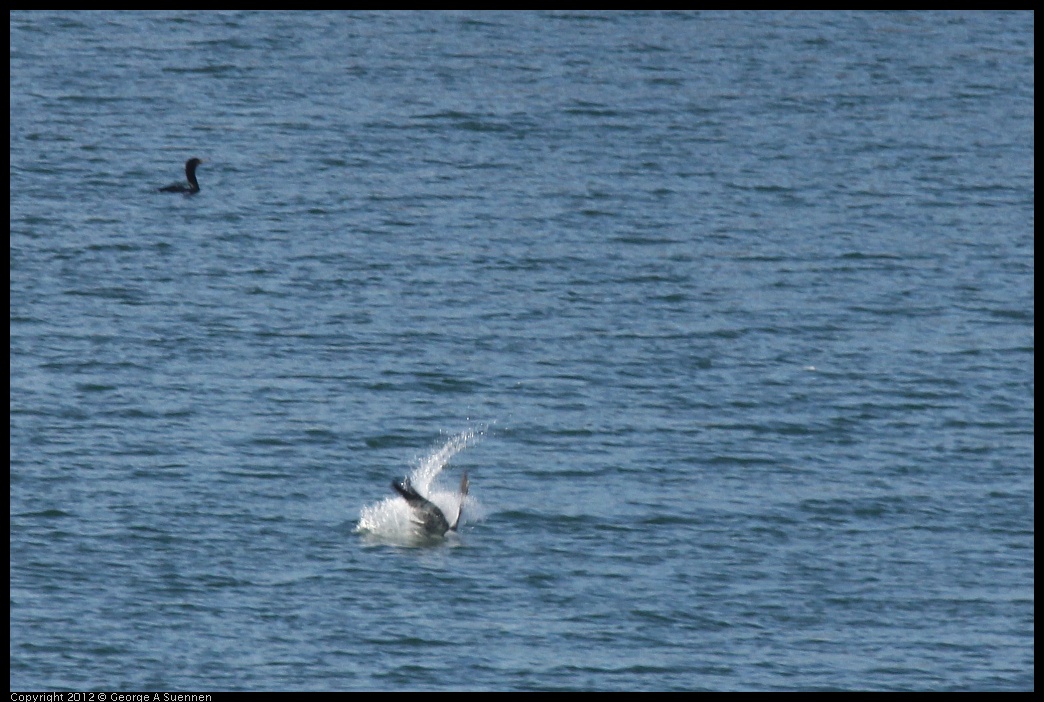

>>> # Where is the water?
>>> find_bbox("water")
[9,11,1033,691]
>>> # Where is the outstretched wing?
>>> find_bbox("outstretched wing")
[450,471,469,531]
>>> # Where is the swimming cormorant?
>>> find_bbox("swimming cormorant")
[158,158,204,194]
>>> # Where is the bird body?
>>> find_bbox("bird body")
[159,158,204,194]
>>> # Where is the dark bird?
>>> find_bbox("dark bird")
[391,471,469,537]
[158,158,204,194]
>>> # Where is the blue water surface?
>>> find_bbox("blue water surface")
[10,11,1033,691]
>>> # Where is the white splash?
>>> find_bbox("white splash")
[355,429,482,545]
